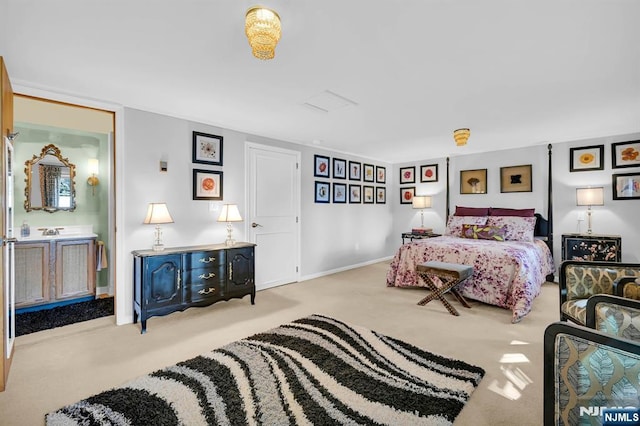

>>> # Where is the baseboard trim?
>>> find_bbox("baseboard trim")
[298,256,393,282]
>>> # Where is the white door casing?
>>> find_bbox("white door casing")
[246,143,300,290]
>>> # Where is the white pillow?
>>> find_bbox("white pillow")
[444,215,488,237]
[486,216,536,242]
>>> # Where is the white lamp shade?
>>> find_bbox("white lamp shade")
[218,204,243,222]
[576,187,604,206]
[412,195,432,209]
[143,203,174,224]
[88,158,99,175]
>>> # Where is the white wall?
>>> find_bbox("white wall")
[118,108,396,323]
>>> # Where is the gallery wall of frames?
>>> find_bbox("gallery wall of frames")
[313,154,387,204]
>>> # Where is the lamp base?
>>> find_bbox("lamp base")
[152,244,165,251]
[224,238,236,247]
[224,222,236,246]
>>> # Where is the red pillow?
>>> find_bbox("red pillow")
[489,208,535,217]
[455,206,490,216]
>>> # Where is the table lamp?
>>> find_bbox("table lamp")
[576,187,604,234]
[217,204,243,246]
[143,202,174,251]
[412,195,432,229]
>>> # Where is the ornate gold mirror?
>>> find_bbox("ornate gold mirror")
[24,144,76,212]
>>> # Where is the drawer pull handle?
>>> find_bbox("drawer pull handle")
[199,257,216,264]
[198,272,216,280]
[198,287,216,295]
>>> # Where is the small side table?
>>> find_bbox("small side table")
[401,232,441,244]
[561,233,621,262]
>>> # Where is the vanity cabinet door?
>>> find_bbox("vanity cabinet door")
[55,239,96,300]
[15,242,50,307]
[143,254,183,311]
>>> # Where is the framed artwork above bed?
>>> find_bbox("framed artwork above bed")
[500,164,532,193]
[460,169,487,194]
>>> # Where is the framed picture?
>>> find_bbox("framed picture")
[570,145,604,172]
[400,166,415,184]
[349,184,361,203]
[314,155,330,177]
[460,169,487,194]
[192,131,223,166]
[420,164,438,182]
[193,169,223,200]
[376,166,386,183]
[314,181,330,203]
[612,140,640,169]
[349,161,361,180]
[333,183,347,203]
[363,164,375,182]
[363,186,375,204]
[400,187,415,204]
[376,187,386,204]
[333,158,346,179]
[500,164,532,193]
[612,172,640,200]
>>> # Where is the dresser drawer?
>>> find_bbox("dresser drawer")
[187,281,224,303]
[183,266,225,286]
[183,250,225,270]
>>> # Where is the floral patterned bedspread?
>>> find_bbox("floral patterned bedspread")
[386,236,555,323]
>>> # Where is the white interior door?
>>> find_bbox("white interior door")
[246,143,300,290]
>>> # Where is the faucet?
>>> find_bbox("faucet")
[40,228,61,236]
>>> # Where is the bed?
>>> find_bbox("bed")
[387,146,556,323]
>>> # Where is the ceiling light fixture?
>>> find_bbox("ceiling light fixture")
[454,128,470,146]
[245,6,281,60]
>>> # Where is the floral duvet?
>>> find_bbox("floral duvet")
[386,236,555,323]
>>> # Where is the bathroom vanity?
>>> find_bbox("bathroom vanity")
[15,226,97,308]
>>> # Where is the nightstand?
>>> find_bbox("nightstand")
[561,234,621,262]
[402,232,441,244]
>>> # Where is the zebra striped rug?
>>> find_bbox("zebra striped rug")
[46,314,484,425]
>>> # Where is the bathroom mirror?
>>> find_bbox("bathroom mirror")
[24,144,76,212]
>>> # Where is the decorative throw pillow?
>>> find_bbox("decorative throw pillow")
[455,206,491,216]
[489,207,535,217]
[486,216,536,242]
[461,224,507,241]
[444,215,489,237]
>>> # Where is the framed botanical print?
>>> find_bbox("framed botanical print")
[192,131,223,166]
[349,184,361,203]
[460,169,487,194]
[420,164,438,182]
[363,163,375,182]
[193,169,223,200]
[376,187,386,204]
[333,158,346,179]
[376,166,386,183]
[570,145,604,172]
[400,166,415,184]
[612,172,640,200]
[612,140,640,169]
[363,186,375,204]
[349,161,361,180]
[314,155,330,177]
[333,183,347,203]
[400,187,415,204]
[500,164,532,193]
[314,181,330,203]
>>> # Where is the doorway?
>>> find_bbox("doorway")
[12,96,115,334]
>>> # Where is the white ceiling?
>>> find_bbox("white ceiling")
[2,0,639,163]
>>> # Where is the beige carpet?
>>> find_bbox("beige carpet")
[0,261,558,425]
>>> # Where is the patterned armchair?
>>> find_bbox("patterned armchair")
[559,260,640,324]
[543,321,640,425]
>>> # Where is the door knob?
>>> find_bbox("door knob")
[251,222,263,228]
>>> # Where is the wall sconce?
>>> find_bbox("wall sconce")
[576,187,604,234]
[143,202,174,251]
[412,195,432,229]
[217,204,243,246]
[87,158,99,195]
